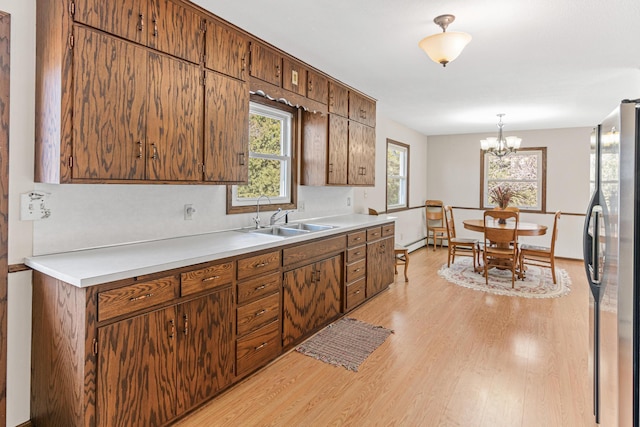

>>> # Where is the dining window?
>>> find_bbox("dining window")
[386,139,410,211]
[481,147,547,212]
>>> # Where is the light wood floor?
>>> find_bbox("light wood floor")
[176,247,594,427]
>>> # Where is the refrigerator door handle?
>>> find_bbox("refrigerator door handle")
[583,192,603,287]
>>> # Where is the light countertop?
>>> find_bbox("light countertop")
[25,214,396,288]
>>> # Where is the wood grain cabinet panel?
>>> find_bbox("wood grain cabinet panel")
[349,91,376,127]
[328,114,349,185]
[306,69,328,104]
[283,254,341,347]
[236,320,280,376]
[176,287,234,416]
[236,292,280,337]
[97,306,177,427]
[181,261,234,296]
[205,20,248,80]
[146,52,202,181]
[237,250,281,280]
[249,41,281,87]
[345,277,366,311]
[347,245,366,263]
[148,0,203,64]
[348,121,375,186]
[282,58,306,96]
[203,70,249,183]
[366,235,395,298]
[328,81,348,117]
[73,0,148,46]
[72,27,147,180]
[237,271,281,304]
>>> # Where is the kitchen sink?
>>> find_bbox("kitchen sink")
[280,223,335,232]
[246,226,310,237]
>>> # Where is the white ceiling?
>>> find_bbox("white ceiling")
[193,0,640,136]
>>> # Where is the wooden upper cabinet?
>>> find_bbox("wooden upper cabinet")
[349,91,376,127]
[281,58,306,96]
[328,115,349,185]
[146,52,203,181]
[249,41,282,87]
[73,0,148,46]
[204,71,249,183]
[306,69,328,105]
[148,0,203,64]
[72,27,147,180]
[328,81,348,117]
[205,20,248,81]
[348,121,375,186]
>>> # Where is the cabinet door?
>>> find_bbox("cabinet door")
[328,115,348,185]
[349,92,376,127]
[97,307,177,427]
[149,0,202,64]
[147,52,202,181]
[203,71,249,183]
[366,236,394,298]
[72,27,147,180]
[250,41,282,86]
[348,121,375,186]
[307,69,328,104]
[315,255,342,325]
[328,81,348,117]
[205,20,248,81]
[176,287,234,415]
[282,58,306,96]
[74,0,147,46]
[282,264,315,347]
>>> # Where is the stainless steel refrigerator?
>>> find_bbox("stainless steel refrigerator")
[584,99,639,425]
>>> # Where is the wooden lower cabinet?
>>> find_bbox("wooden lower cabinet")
[282,254,342,347]
[96,286,233,426]
[366,235,395,298]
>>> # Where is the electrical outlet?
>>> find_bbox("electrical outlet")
[347,197,351,206]
[184,204,196,220]
[298,201,305,212]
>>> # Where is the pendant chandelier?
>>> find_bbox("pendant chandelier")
[480,114,522,158]
[418,14,472,67]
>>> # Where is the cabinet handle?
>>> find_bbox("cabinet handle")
[239,152,246,166]
[275,64,280,78]
[150,143,158,160]
[255,342,268,351]
[202,275,220,282]
[255,284,266,291]
[137,13,144,31]
[355,290,361,295]
[362,167,367,176]
[355,251,361,256]
[183,314,189,336]
[152,16,158,37]
[354,237,361,241]
[137,141,143,159]
[255,309,266,317]
[354,268,361,273]
[130,293,153,302]
[308,80,313,92]
[241,54,246,72]
[328,163,333,173]
[168,319,175,339]
[256,262,268,268]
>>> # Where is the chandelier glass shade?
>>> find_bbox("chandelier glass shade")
[480,114,522,158]
[418,15,471,67]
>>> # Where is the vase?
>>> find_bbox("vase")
[498,218,507,225]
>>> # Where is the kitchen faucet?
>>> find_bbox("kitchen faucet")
[253,195,271,228]
[270,208,294,226]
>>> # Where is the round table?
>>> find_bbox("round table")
[463,219,548,236]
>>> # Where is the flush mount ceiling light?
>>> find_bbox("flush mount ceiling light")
[480,114,522,158]
[418,14,472,67]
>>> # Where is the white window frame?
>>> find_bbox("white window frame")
[481,147,547,212]
[386,139,409,211]
[232,102,293,207]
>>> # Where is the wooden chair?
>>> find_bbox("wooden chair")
[394,245,409,282]
[425,200,447,251]
[444,206,478,270]
[483,210,519,287]
[519,211,561,283]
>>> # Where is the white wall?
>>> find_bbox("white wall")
[427,127,593,259]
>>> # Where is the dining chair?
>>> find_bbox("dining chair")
[425,200,447,251]
[444,205,478,270]
[483,210,519,287]
[519,211,561,283]
[502,207,520,212]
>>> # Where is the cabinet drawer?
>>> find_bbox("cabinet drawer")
[382,223,395,237]
[181,262,234,297]
[98,276,179,322]
[367,227,382,241]
[237,272,281,304]
[237,293,280,337]
[346,259,366,283]
[236,320,280,376]
[345,278,366,311]
[282,235,346,267]
[237,250,281,280]
[347,230,366,247]
[347,245,366,263]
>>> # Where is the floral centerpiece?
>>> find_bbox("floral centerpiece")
[488,185,521,223]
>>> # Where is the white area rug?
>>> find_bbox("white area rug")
[438,257,571,298]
